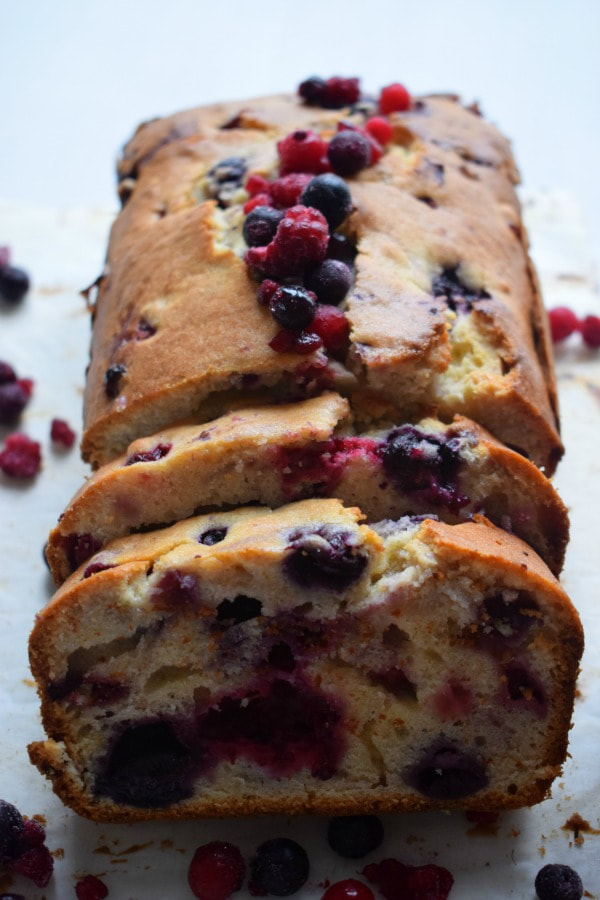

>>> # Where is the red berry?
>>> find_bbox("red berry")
[365,116,393,145]
[294,331,323,354]
[581,314,600,348]
[364,133,383,165]
[257,279,280,306]
[548,306,579,342]
[11,844,54,888]
[322,77,361,109]
[75,875,109,900]
[328,132,372,176]
[379,83,412,114]
[268,205,329,276]
[244,245,269,274]
[17,378,34,399]
[0,433,42,478]
[311,305,350,352]
[0,361,16,384]
[322,879,374,900]
[269,173,312,209]
[363,859,453,900]
[0,246,10,268]
[51,418,76,448]
[245,174,271,197]
[244,193,271,214]
[269,329,296,353]
[19,818,46,850]
[277,130,329,174]
[187,841,245,900]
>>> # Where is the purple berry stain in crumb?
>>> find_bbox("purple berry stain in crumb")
[250,838,309,897]
[216,595,263,625]
[104,364,126,399]
[477,591,540,647]
[206,156,247,208]
[198,526,228,545]
[61,532,103,573]
[535,863,583,900]
[404,739,488,799]
[432,266,490,313]
[83,560,116,578]
[124,441,172,466]
[501,659,547,716]
[151,569,199,609]
[284,526,369,590]
[134,318,155,340]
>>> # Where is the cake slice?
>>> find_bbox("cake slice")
[30,499,582,822]
[47,393,568,585]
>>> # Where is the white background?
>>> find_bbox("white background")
[1,0,600,276]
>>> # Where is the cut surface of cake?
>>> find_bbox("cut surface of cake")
[30,499,582,822]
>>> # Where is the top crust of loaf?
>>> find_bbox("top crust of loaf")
[82,92,560,471]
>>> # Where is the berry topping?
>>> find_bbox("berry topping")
[535,864,583,900]
[243,208,284,248]
[327,132,371,176]
[125,442,172,466]
[306,259,352,305]
[548,307,580,342]
[104,364,126,399]
[269,173,313,209]
[365,116,393,145]
[246,174,271,197]
[0,433,42,478]
[75,875,109,900]
[327,815,384,859]
[0,265,30,304]
[298,76,327,105]
[0,380,32,425]
[50,418,76,448]
[363,858,453,900]
[216,595,263,625]
[311,305,351,353]
[378,83,412,114]
[299,174,353,229]
[262,205,330,277]
[299,76,360,109]
[285,526,368,590]
[199,526,228,545]
[19,817,46,850]
[188,841,245,900]
[269,285,317,331]
[11,844,54,888]
[0,800,24,864]
[581,313,600,348]
[250,838,310,897]
[206,157,247,207]
[292,331,324,354]
[327,233,358,264]
[404,740,488,799]
[277,130,329,175]
[0,361,16,383]
[244,193,272,214]
[322,880,374,900]
[258,279,281,306]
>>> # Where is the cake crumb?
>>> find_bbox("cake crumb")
[561,812,600,846]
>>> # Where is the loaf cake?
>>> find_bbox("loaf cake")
[29,500,582,821]
[47,392,568,584]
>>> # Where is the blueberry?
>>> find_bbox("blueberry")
[327,132,371,176]
[327,815,384,859]
[298,76,327,105]
[327,233,358,264]
[198,527,228,546]
[206,156,247,208]
[305,259,352,305]
[432,266,490,313]
[535,864,583,900]
[104,364,126,399]
[284,527,368,590]
[404,741,488,799]
[269,286,316,331]
[0,381,29,425]
[250,838,309,896]
[0,265,30,303]
[243,206,284,247]
[216,595,262,625]
[299,174,352,229]
[0,799,24,864]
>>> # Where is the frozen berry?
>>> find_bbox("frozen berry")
[269,286,317,331]
[0,381,31,424]
[244,193,272,214]
[246,174,271,197]
[581,314,600,348]
[104,364,126,399]
[0,362,16,384]
[269,173,312,209]
[0,433,42,478]
[11,844,54,888]
[50,418,76,448]
[363,858,453,900]
[535,863,583,900]
[188,841,245,900]
[379,83,411,114]
[327,815,383,859]
[269,330,296,353]
[322,880,374,900]
[321,77,361,109]
[250,838,309,896]
[0,246,10,268]
[75,875,109,900]
[243,207,284,247]
[298,76,327,105]
[327,132,371,176]
[0,265,30,303]
[0,800,24,863]
[306,259,352,305]
[327,234,357,264]
[299,174,352,229]
[258,279,280,306]
[293,331,323,354]
[269,205,329,276]
[277,130,328,175]
[548,306,579,342]
[19,817,46,850]
[365,116,393,145]
[311,305,350,352]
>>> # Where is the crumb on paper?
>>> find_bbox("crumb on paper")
[52,847,65,859]
[33,813,47,825]
[507,827,521,838]
[160,839,174,850]
[561,812,600,846]
[22,677,36,687]
[538,846,546,857]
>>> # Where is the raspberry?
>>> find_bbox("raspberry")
[365,116,393,145]
[269,205,329,276]
[581,314,600,348]
[19,818,46,850]
[187,841,245,900]
[245,174,271,197]
[244,193,272,214]
[277,130,329,174]
[363,859,453,900]
[535,864,583,900]
[0,381,31,425]
[322,880,375,900]
[327,132,372,176]
[298,76,360,109]
[75,875,109,900]
[311,305,350,352]
[51,418,76,448]
[269,173,312,209]
[0,433,42,478]
[548,306,579,342]
[257,279,280,306]
[11,844,54,888]
[379,83,412,114]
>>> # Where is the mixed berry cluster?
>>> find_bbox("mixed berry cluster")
[0,246,30,305]
[548,306,600,348]
[0,799,54,889]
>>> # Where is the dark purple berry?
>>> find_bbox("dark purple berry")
[327,233,358,264]
[284,526,368,590]
[104,364,126,399]
[535,864,583,900]
[479,592,540,646]
[250,838,309,896]
[299,174,352,229]
[199,527,228,545]
[269,285,316,331]
[0,362,16,384]
[243,207,284,247]
[327,815,384,859]
[216,595,262,625]
[125,442,172,466]
[0,266,30,303]
[298,76,327,105]
[0,800,24,864]
[0,381,29,424]
[327,132,371,176]
[206,156,247,208]
[432,266,490,313]
[305,259,352,305]
[404,741,488,799]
